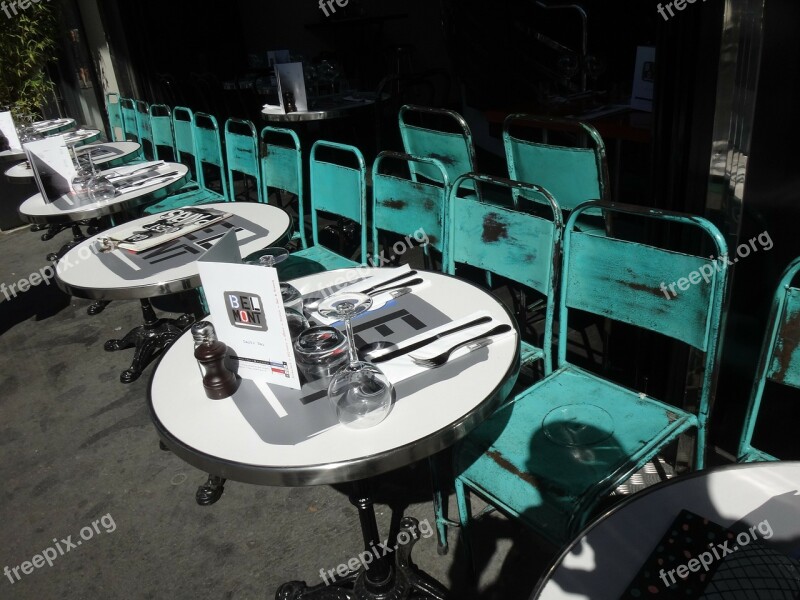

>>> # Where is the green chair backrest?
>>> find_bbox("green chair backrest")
[310,140,367,264]
[149,104,175,161]
[105,93,124,142]
[261,126,304,245]
[398,105,476,189]
[135,100,154,160]
[120,97,139,143]
[194,112,229,200]
[559,201,729,443]
[224,118,262,201]
[503,114,609,212]
[172,106,199,181]
[447,173,563,373]
[739,256,800,462]
[372,151,450,264]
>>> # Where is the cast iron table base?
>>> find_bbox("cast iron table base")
[276,482,448,600]
[46,224,87,262]
[196,475,226,505]
[104,299,194,383]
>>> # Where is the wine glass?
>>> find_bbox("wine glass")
[248,246,289,268]
[317,292,393,429]
[88,170,116,201]
[70,145,95,196]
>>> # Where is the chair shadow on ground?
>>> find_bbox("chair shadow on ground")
[0,276,70,335]
[445,421,630,600]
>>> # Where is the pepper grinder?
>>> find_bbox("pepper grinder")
[191,321,217,377]
[193,333,238,400]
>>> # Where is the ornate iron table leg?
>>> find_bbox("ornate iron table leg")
[87,300,112,315]
[275,481,449,600]
[46,225,87,262]
[104,299,194,383]
[196,475,226,506]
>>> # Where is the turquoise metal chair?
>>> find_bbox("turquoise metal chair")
[371,151,450,270]
[224,118,262,202]
[135,100,154,160]
[453,201,729,556]
[738,257,800,463]
[398,105,476,192]
[143,112,228,215]
[432,172,564,555]
[105,93,124,142]
[120,97,138,142]
[260,126,306,249]
[149,104,176,161]
[503,114,610,233]
[289,141,367,272]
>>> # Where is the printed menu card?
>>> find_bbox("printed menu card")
[198,229,301,390]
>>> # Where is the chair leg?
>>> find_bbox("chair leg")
[454,478,477,579]
[428,455,450,556]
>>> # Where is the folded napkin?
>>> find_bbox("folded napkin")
[374,311,516,383]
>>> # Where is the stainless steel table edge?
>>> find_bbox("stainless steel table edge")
[18,171,190,225]
[147,271,522,487]
[528,460,800,599]
[53,212,293,299]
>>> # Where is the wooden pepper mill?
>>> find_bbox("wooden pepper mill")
[194,339,239,399]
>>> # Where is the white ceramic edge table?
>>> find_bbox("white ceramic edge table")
[5,142,141,184]
[532,461,800,600]
[261,93,378,123]
[149,267,520,598]
[55,202,292,301]
[18,162,190,225]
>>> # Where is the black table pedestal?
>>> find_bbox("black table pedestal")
[276,481,448,600]
[46,224,87,262]
[104,299,194,383]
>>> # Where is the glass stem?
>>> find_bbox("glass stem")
[344,313,359,364]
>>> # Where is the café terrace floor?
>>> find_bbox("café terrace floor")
[0,222,563,599]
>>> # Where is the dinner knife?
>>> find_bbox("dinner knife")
[369,315,493,364]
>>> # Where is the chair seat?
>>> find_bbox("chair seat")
[738,447,778,463]
[289,245,361,277]
[143,188,226,215]
[455,364,698,545]
[520,341,544,368]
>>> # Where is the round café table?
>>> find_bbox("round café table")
[5,142,141,184]
[56,202,292,383]
[61,128,102,147]
[532,461,800,599]
[0,148,26,163]
[28,117,76,136]
[18,161,190,226]
[261,93,378,123]
[148,267,521,599]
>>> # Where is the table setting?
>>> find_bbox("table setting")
[150,263,520,599]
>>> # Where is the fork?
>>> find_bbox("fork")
[410,324,512,368]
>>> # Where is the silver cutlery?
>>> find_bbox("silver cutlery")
[116,171,178,192]
[106,161,164,180]
[362,315,493,364]
[409,324,512,368]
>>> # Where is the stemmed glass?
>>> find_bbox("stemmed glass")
[317,292,393,429]
[70,145,95,196]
